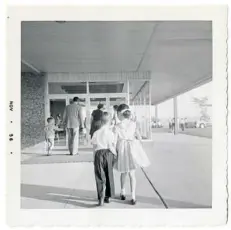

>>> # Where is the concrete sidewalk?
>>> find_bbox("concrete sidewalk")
[21,133,212,209]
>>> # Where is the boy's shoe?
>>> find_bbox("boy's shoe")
[120,194,126,200]
[70,153,79,156]
[130,199,137,205]
[104,197,110,203]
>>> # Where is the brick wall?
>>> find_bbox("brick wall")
[21,72,45,149]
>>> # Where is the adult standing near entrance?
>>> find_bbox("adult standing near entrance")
[90,103,105,138]
[111,105,119,126]
[55,113,62,141]
[79,103,88,146]
[63,97,84,155]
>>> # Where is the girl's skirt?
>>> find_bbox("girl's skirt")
[114,139,150,173]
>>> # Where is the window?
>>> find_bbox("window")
[89,81,127,93]
[49,82,87,94]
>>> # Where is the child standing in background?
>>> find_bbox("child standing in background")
[44,117,63,156]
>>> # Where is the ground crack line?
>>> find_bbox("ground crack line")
[141,167,168,209]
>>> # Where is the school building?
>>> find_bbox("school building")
[21,21,212,149]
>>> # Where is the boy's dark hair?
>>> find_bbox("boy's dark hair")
[113,105,118,111]
[117,104,131,118]
[101,112,110,125]
[47,117,54,123]
[73,97,79,102]
[97,103,104,110]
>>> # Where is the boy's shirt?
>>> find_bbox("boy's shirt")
[44,124,60,139]
[91,125,116,155]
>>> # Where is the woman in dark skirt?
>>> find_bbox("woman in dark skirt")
[90,103,105,138]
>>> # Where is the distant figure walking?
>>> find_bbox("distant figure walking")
[55,114,62,141]
[168,118,172,130]
[111,105,119,127]
[180,118,185,131]
[90,103,105,138]
[79,104,88,145]
[63,97,84,155]
[171,118,175,133]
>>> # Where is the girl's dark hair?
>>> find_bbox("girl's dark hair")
[117,104,131,118]
[97,103,104,110]
[47,117,54,123]
[73,97,79,102]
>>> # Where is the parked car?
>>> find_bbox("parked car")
[184,117,212,129]
[196,120,212,128]
[184,118,197,128]
[151,120,163,128]
[185,121,197,128]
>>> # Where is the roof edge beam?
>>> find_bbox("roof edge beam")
[21,59,41,74]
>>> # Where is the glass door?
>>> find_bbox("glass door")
[89,97,107,114]
[109,96,126,109]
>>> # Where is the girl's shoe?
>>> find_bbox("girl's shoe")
[98,198,104,206]
[131,199,137,205]
[120,194,126,200]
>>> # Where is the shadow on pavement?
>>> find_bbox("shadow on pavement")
[21,184,211,209]
[21,183,98,208]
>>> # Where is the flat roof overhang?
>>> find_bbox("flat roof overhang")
[21,21,212,105]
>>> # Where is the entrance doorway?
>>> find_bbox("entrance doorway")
[46,78,152,149]
[48,93,128,150]
[49,99,67,148]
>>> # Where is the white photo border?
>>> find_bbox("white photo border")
[6,5,228,226]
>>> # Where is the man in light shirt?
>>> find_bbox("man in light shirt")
[91,112,116,206]
[63,97,85,155]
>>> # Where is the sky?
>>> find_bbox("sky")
[151,81,212,120]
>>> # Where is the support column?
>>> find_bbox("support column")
[127,79,130,105]
[106,97,110,111]
[143,91,147,138]
[137,93,142,137]
[148,81,152,140]
[174,97,179,135]
[44,73,49,121]
[155,105,158,120]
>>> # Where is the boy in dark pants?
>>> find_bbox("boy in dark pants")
[91,112,116,206]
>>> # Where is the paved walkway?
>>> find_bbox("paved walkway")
[21,133,212,209]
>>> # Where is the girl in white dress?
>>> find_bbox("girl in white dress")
[113,104,150,205]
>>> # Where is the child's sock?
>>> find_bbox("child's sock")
[121,188,126,195]
[47,149,51,155]
[131,190,136,200]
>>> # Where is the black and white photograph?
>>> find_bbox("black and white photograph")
[20,20,213,209]
[6,5,227,226]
